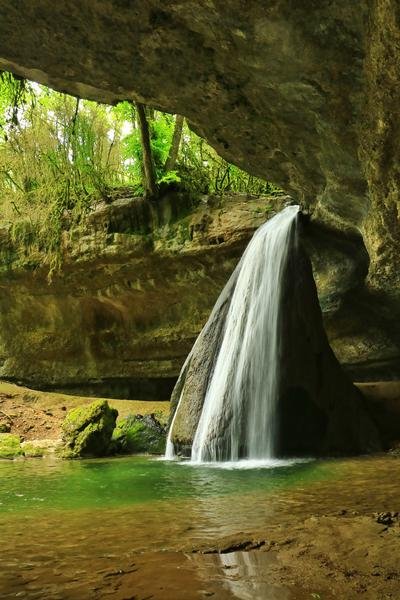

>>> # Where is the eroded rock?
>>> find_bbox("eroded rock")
[1,192,394,395]
[0,193,288,392]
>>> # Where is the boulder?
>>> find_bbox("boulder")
[169,215,381,457]
[61,400,118,458]
[112,414,166,455]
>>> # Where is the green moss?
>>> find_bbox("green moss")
[0,433,23,459]
[61,399,118,458]
[112,414,166,455]
[21,443,47,458]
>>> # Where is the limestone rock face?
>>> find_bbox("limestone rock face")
[0,193,288,394]
[0,193,397,395]
[0,1,399,380]
[61,399,118,458]
[169,216,381,457]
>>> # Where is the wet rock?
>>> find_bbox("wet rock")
[196,539,267,554]
[21,443,46,458]
[169,216,381,457]
[61,400,118,458]
[112,413,166,455]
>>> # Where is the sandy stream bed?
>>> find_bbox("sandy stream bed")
[0,380,400,599]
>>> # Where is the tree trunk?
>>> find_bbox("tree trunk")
[165,114,184,172]
[135,102,158,198]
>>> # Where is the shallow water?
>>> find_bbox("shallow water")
[0,456,319,516]
[0,454,399,599]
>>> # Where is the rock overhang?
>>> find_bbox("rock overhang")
[0,0,399,373]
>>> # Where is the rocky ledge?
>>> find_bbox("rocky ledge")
[0,191,398,398]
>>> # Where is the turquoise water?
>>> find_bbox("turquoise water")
[0,455,398,599]
[0,455,327,514]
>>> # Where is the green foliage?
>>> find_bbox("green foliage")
[178,121,281,195]
[117,105,175,189]
[0,72,32,134]
[0,71,280,274]
[158,170,181,185]
[0,75,130,276]
[0,433,23,459]
[150,111,175,176]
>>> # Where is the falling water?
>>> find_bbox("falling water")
[166,205,300,462]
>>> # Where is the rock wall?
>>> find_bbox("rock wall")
[0,193,283,395]
[0,2,399,387]
[0,192,396,398]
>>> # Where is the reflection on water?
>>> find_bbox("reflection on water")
[219,552,292,600]
[0,454,398,598]
[183,457,313,469]
[0,455,323,516]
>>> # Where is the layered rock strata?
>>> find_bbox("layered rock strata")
[0,192,397,397]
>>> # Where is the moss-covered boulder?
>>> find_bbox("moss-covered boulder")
[112,414,166,455]
[0,433,23,459]
[61,400,118,458]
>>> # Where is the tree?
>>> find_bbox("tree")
[135,102,158,199]
[164,114,184,172]
[0,70,276,274]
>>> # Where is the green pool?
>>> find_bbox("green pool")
[0,454,397,599]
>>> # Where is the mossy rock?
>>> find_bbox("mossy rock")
[0,433,23,459]
[61,399,118,458]
[112,414,166,455]
[21,443,46,458]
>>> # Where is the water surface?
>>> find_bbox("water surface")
[0,454,398,599]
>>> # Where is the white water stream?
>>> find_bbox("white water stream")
[167,205,300,463]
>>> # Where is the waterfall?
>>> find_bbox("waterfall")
[166,205,300,462]
[165,403,179,460]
